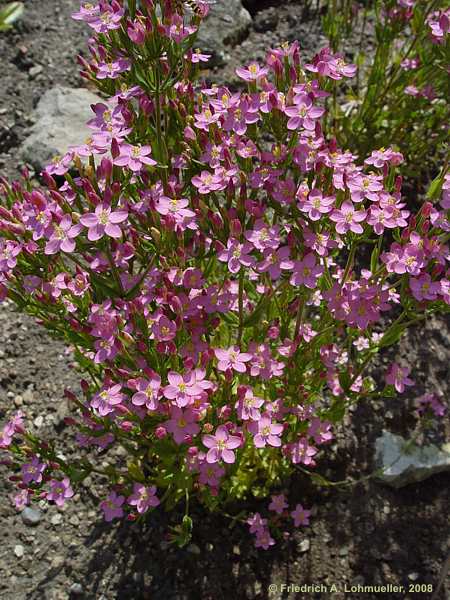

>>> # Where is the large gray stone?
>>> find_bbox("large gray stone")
[195,0,252,67]
[375,430,450,489]
[20,86,102,173]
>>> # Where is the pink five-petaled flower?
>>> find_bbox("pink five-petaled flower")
[163,371,204,407]
[298,189,335,221]
[291,503,311,527]
[290,253,323,289]
[100,491,125,522]
[90,384,125,417]
[284,95,324,131]
[80,203,128,241]
[46,478,74,507]
[215,346,252,373]
[45,216,82,255]
[330,201,367,235]
[127,483,160,514]
[165,406,200,445]
[21,456,46,485]
[131,376,161,411]
[113,143,157,172]
[247,512,267,534]
[235,62,268,82]
[198,462,225,487]
[252,415,283,448]
[268,494,288,515]
[385,363,414,393]
[202,425,241,464]
[410,273,440,302]
[217,239,256,274]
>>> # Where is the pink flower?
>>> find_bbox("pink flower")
[163,371,204,407]
[47,478,74,507]
[291,503,311,527]
[217,239,256,274]
[330,201,367,234]
[97,58,131,79]
[288,437,318,465]
[100,491,125,522]
[251,415,283,448]
[254,529,275,550]
[247,512,267,534]
[155,196,195,219]
[410,273,440,302]
[284,95,324,130]
[90,384,125,417]
[298,189,335,221]
[268,494,288,514]
[215,346,252,373]
[385,363,414,393]
[308,418,333,445]
[128,484,160,514]
[21,457,46,485]
[290,253,323,289]
[113,144,157,171]
[202,425,241,464]
[257,246,293,281]
[131,376,161,411]
[80,203,128,241]
[191,170,225,194]
[236,388,264,421]
[198,462,225,487]
[235,62,269,82]
[165,407,200,444]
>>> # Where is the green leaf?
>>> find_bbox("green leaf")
[0,2,24,30]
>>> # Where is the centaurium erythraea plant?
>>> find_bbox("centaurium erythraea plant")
[0,0,448,549]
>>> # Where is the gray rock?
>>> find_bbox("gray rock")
[299,538,310,552]
[69,583,84,596]
[14,545,24,558]
[20,86,103,173]
[21,507,43,526]
[375,430,450,489]
[195,0,252,67]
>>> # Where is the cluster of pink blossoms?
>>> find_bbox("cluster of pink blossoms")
[0,0,448,548]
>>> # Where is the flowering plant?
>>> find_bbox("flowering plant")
[323,0,449,182]
[0,0,448,548]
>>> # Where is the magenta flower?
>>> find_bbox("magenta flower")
[191,170,225,194]
[330,201,367,235]
[308,418,333,445]
[298,189,335,221]
[385,363,414,393]
[236,388,264,421]
[257,247,293,281]
[155,196,195,219]
[288,437,318,465]
[252,415,283,448]
[215,346,252,373]
[247,512,267,534]
[97,58,131,80]
[165,407,200,444]
[254,529,276,550]
[268,494,288,515]
[152,315,177,342]
[113,143,157,171]
[202,425,241,464]
[284,95,324,130]
[80,203,128,241]
[100,491,125,522]
[131,376,161,411]
[198,462,225,487]
[163,371,204,407]
[217,239,256,274]
[0,240,21,272]
[235,62,269,82]
[21,456,46,485]
[290,253,323,289]
[90,384,125,417]
[127,484,160,514]
[291,503,311,527]
[410,273,440,302]
[45,216,82,255]
[47,478,74,507]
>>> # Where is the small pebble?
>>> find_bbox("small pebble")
[14,545,24,558]
[299,539,310,552]
[21,507,42,526]
[69,583,83,596]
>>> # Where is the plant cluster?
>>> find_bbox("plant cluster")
[0,0,448,547]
